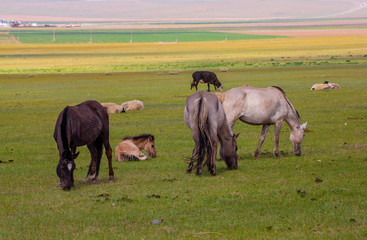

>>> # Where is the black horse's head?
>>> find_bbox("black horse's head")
[56,151,78,190]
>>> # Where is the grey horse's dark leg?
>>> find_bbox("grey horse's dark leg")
[208,140,217,176]
[273,122,283,158]
[186,147,198,173]
[196,155,204,175]
[254,125,271,158]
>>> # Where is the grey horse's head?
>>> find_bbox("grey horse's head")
[290,122,307,156]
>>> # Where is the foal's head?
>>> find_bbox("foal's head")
[290,122,307,156]
[56,151,79,190]
[144,135,156,158]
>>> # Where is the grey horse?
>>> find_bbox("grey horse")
[216,85,307,158]
[184,91,239,175]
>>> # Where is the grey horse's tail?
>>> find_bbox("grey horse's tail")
[189,97,214,172]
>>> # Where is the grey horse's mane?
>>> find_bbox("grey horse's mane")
[122,134,154,141]
[272,86,300,120]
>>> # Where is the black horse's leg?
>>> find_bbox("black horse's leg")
[103,137,114,182]
[95,139,103,178]
[195,80,199,92]
[70,146,77,187]
[207,83,211,92]
[87,143,98,182]
[190,80,195,91]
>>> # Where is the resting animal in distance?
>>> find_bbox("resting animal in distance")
[121,100,144,112]
[311,81,340,90]
[190,71,223,92]
[115,134,156,161]
[101,103,123,114]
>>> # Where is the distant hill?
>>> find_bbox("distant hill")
[2,0,367,22]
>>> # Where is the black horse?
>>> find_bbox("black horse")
[54,100,114,190]
[190,71,223,92]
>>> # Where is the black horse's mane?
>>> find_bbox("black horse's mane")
[272,86,300,119]
[60,106,71,153]
[123,134,154,141]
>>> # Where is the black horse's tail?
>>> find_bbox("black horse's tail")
[189,97,214,172]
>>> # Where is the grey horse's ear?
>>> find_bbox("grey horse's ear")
[301,122,308,130]
[234,133,240,139]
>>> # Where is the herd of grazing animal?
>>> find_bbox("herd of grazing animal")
[101,100,144,114]
[54,70,339,190]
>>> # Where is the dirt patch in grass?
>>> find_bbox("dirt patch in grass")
[222,29,367,38]
[0,32,20,44]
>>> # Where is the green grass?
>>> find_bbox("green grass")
[0,65,366,239]
[1,36,367,74]
[5,29,282,43]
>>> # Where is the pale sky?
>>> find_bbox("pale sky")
[1,0,367,22]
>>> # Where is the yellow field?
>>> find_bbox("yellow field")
[1,35,367,73]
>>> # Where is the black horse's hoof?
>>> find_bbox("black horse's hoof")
[109,176,115,183]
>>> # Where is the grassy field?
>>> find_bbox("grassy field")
[3,29,282,44]
[0,36,367,239]
[0,36,367,74]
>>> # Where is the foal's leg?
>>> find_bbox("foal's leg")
[136,150,148,160]
[273,122,283,158]
[254,125,271,159]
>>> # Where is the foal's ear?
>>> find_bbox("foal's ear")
[72,152,80,160]
[148,136,154,141]
[301,122,308,130]
[234,133,240,139]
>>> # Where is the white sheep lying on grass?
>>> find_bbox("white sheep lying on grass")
[101,103,123,114]
[121,100,144,112]
[311,81,340,90]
